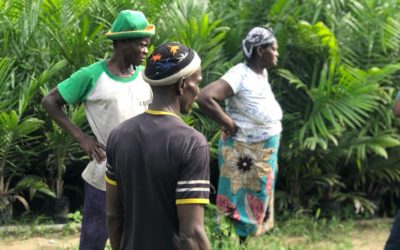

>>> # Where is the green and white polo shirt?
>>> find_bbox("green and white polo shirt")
[57,60,152,191]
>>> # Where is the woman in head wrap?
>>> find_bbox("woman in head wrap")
[197,27,282,242]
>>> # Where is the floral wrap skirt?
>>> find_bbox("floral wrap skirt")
[216,134,280,237]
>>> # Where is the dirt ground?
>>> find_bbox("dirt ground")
[0,234,80,250]
[0,220,393,250]
[0,231,390,250]
[351,230,388,250]
[350,224,390,250]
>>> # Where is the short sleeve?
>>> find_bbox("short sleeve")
[57,68,94,105]
[221,64,244,94]
[105,132,117,186]
[176,145,210,205]
[105,163,117,186]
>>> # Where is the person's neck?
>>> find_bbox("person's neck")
[246,61,264,75]
[107,53,135,77]
[148,95,181,117]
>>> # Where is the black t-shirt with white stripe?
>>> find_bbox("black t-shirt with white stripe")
[106,112,210,250]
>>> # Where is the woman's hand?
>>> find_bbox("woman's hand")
[221,120,238,141]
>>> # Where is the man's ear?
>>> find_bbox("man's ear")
[177,77,186,96]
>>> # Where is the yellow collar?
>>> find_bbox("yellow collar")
[145,109,182,120]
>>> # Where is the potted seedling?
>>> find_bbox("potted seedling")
[43,104,87,223]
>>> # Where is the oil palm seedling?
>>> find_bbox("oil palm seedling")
[0,58,65,222]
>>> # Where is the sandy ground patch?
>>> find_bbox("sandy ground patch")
[0,234,79,250]
[0,219,393,250]
[350,220,391,250]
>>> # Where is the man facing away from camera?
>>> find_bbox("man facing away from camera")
[106,42,211,250]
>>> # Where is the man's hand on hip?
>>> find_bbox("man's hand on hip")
[78,133,106,163]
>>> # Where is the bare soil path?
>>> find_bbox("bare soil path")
[0,233,80,250]
[0,219,393,250]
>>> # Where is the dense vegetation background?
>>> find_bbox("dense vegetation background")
[1,0,400,227]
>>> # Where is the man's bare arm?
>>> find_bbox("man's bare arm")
[41,88,106,162]
[176,204,210,250]
[106,182,123,250]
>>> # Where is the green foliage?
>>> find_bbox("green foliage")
[204,204,240,249]
[155,0,230,83]
[183,104,221,159]
[0,214,392,249]
[268,0,400,215]
[1,0,400,225]
[0,48,63,221]
[63,211,82,234]
[203,208,389,250]
[40,0,108,67]
[43,105,87,198]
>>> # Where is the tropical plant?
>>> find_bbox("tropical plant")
[155,0,230,84]
[1,0,400,223]
[268,0,400,215]
[42,105,87,199]
[0,58,65,222]
[40,0,109,69]
[204,204,239,249]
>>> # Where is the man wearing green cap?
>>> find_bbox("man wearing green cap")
[41,10,155,249]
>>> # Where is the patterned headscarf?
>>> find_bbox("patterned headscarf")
[242,27,276,59]
[143,42,201,86]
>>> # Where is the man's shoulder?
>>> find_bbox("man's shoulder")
[185,125,207,141]
[141,115,208,146]
[79,60,105,74]
[56,61,106,105]
[112,114,208,144]
[174,122,208,146]
[66,61,105,81]
[114,113,146,130]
